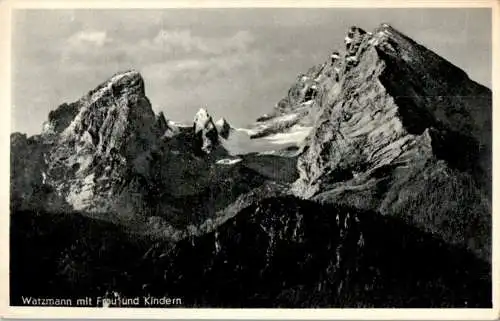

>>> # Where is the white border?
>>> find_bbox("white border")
[0,0,498,319]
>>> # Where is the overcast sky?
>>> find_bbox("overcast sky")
[12,8,491,135]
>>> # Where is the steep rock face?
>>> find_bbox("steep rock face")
[13,70,164,217]
[292,24,492,260]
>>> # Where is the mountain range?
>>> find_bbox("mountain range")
[10,23,492,307]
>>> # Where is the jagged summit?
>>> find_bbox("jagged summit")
[221,23,492,259]
[107,69,142,83]
[86,69,145,104]
[11,24,492,259]
[193,107,214,133]
[286,23,492,259]
[17,69,162,215]
[192,107,220,154]
[215,117,229,127]
[41,69,148,137]
[10,22,492,309]
[344,26,367,45]
[251,23,490,143]
[215,117,232,139]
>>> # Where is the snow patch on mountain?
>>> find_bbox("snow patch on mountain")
[167,120,191,128]
[262,125,312,145]
[221,125,307,156]
[216,158,243,165]
[235,128,258,136]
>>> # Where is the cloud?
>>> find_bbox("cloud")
[67,30,112,47]
[150,29,254,56]
[62,30,115,64]
[142,49,264,85]
[58,28,257,76]
[52,26,268,126]
[152,30,204,53]
[139,29,260,85]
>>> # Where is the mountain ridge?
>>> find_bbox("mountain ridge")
[246,24,491,260]
[9,22,492,308]
[10,23,492,267]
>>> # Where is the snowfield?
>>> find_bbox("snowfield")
[262,125,312,145]
[220,126,310,156]
[215,158,243,165]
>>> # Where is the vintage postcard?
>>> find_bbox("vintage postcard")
[0,0,498,319]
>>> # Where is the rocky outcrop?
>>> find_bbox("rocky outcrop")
[193,108,220,155]
[42,102,80,136]
[215,117,232,139]
[12,70,165,218]
[290,24,492,260]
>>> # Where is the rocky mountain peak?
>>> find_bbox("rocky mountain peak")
[88,69,145,102]
[62,70,156,148]
[40,70,146,138]
[289,24,491,259]
[215,117,232,139]
[193,108,213,132]
[192,107,219,154]
[10,21,492,308]
[215,117,229,127]
[16,70,165,215]
[344,26,367,46]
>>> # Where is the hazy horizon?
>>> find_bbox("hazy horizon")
[12,8,492,136]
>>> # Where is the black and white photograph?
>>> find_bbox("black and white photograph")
[3,1,498,317]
